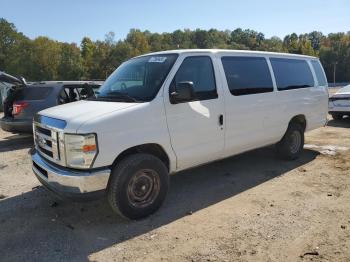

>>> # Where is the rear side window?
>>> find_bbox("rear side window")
[15,87,52,100]
[172,56,217,100]
[311,60,327,86]
[221,56,273,96]
[270,58,314,91]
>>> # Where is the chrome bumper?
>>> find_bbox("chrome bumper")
[32,151,110,197]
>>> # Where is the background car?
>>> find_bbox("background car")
[329,84,350,120]
[0,71,26,112]
[0,80,102,133]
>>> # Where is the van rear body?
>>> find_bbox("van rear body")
[31,49,328,219]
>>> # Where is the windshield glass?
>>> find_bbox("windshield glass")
[96,54,178,102]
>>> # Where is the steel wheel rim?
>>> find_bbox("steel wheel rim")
[127,169,160,208]
[289,130,301,154]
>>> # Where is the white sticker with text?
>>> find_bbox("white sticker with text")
[148,57,167,63]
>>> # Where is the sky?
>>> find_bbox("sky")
[1,0,349,44]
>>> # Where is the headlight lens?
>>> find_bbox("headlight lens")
[64,133,97,169]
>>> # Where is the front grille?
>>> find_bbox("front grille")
[33,115,67,167]
[36,125,51,136]
[34,123,60,162]
[329,96,350,101]
[38,145,53,158]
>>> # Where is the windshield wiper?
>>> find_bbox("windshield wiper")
[94,91,141,102]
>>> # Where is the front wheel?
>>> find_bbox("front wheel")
[107,153,169,220]
[276,122,304,160]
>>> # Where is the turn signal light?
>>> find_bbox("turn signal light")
[82,144,97,152]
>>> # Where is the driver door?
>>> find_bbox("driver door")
[164,55,225,171]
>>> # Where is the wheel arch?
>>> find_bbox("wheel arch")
[289,114,307,131]
[111,143,171,172]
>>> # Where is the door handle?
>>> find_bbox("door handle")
[219,114,223,126]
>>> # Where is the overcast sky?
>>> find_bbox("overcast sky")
[1,0,349,43]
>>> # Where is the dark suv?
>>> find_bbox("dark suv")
[0,77,102,133]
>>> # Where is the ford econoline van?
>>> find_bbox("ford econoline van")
[31,50,328,219]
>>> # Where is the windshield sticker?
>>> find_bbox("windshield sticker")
[148,57,167,63]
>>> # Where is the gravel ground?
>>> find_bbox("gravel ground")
[0,113,350,262]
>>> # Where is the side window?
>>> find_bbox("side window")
[172,56,217,101]
[15,87,52,100]
[311,60,328,86]
[270,58,314,91]
[58,89,69,104]
[67,87,79,101]
[221,56,273,96]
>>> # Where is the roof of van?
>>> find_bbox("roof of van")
[137,49,317,59]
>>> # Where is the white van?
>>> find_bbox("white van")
[31,50,328,219]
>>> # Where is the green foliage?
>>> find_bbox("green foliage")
[0,18,350,82]
[58,43,84,80]
[319,33,350,82]
[30,37,61,80]
[126,29,150,57]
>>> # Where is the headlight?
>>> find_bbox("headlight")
[64,133,98,169]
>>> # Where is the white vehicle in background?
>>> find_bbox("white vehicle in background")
[329,84,350,120]
[31,49,328,219]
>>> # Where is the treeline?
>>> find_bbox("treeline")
[1,18,350,82]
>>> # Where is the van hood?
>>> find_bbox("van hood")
[38,100,139,132]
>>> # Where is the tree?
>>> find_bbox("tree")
[0,18,30,76]
[1,18,350,83]
[319,32,350,82]
[29,37,61,80]
[126,29,150,56]
[89,40,113,79]
[260,36,283,52]
[308,31,324,51]
[80,37,96,79]
[283,33,299,53]
[58,43,84,80]
[298,34,315,56]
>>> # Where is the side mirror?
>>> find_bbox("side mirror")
[170,81,195,104]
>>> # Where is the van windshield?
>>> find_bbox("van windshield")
[95,54,178,102]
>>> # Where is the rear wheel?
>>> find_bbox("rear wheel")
[107,153,169,220]
[276,122,304,160]
[331,113,343,120]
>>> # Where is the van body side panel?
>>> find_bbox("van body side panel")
[217,54,280,157]
[77,99,177,173]
[275,88,327,133]
[304,86,328,131]
[307,60,329,130]
[269,58,328,136]
[218,53,328,158]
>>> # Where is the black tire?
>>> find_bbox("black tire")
[276,122,304,160]
[331,113,343,120]
[107,153,169,220]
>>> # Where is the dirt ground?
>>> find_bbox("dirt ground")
[0,112,350,262]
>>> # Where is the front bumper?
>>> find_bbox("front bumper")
[0,117,32,133]
[329,101,350,113]
[31,151,111,200]
[329,107,350,114]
